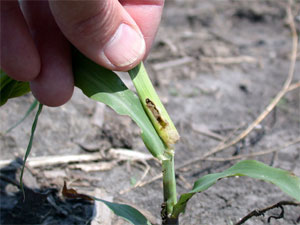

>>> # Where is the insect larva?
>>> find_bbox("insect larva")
[145,98,168,129]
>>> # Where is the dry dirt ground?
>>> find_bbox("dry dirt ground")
[1,0,300,225]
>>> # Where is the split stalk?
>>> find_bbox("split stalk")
[129,63,179,224]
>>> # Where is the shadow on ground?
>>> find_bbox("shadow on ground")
[0,159,95,225]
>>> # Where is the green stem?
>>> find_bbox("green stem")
[128,63,179,223]
[128,62,179,148]
[162,150,178,224]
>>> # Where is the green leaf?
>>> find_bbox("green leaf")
[92,196,151,225]
[172,160,300,218]
[6,99,38,133]
[0,69,30,106]
[73,50,167,160]
[20,102,43,199]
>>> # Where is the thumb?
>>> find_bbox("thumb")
[49,0,145,71]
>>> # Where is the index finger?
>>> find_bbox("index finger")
[0,0,40,81]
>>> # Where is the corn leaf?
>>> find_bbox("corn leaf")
[73,50,166,160]
[63,182,151,225]
[0,70,30,106]
[20,102,43,199]
[1,51,160,223]
[172,160,300,218]
[6,99,38,133]
[92,197,151,225]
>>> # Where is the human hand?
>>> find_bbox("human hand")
[1,0,164,106]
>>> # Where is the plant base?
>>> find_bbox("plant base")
[162,217,179,225]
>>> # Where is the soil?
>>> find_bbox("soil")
[1,0,300,225]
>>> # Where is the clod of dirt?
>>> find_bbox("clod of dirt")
[1,184,94,225]
[234,8,266,23]
[101,123,133,150]
[76,122,133,153]
[1,160,95,225]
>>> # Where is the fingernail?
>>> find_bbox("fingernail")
[103,24,145,68]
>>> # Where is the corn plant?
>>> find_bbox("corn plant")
[1,49,300,225]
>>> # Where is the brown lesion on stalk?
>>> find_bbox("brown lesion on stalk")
[145,98,168,129]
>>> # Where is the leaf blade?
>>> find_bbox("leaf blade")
[92,197,151,225]
[20,102,43,199]
[73,50,167,160]
[0,70,30,106]
[172,160,300,217]
[6,99,38,133]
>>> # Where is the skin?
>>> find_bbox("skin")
[0,0,164,106]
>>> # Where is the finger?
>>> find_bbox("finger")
[49,0,146,71]
[0,0,40,81]
[120,0,164,57]
[21,0,74,107]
